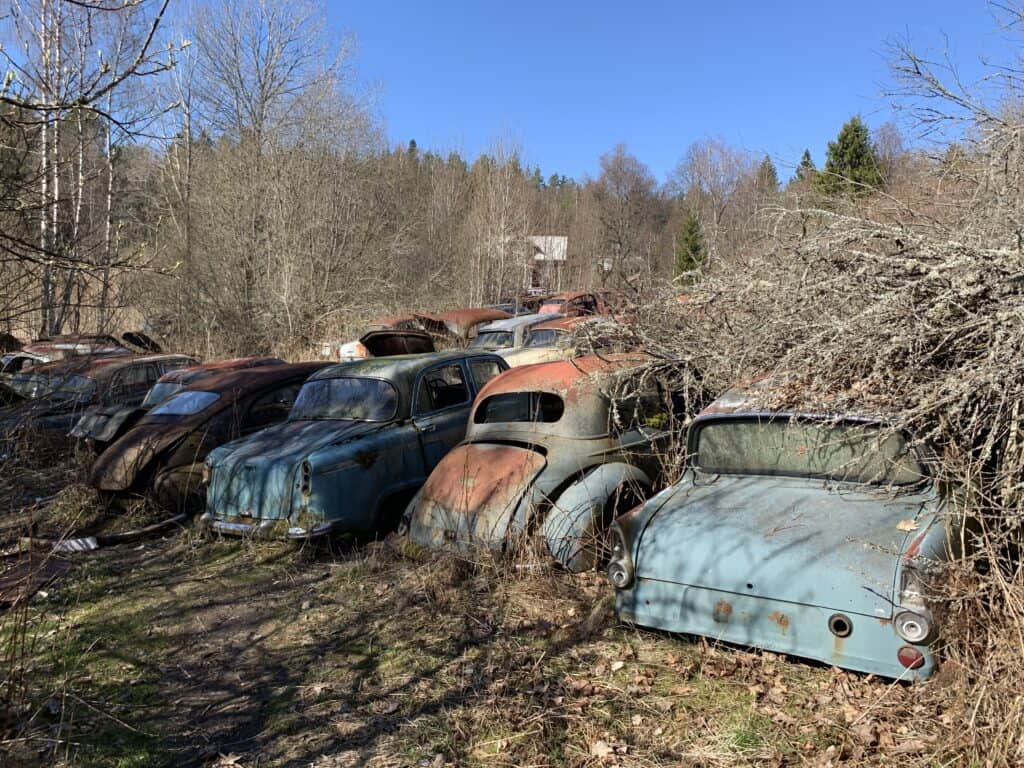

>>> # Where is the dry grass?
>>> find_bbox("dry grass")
[0,518,947,767]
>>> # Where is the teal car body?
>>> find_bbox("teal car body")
[202,351,507,539]
[607,386,960,681]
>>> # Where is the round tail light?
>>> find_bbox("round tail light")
[897,645,925,669]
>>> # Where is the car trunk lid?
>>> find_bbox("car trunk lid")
[408,443,546,550]
[636,475,931,619]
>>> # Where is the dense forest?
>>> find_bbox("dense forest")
[0,0,933,357]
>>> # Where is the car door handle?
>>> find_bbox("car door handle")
[420,423,436,433]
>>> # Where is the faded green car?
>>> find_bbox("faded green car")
[201,351,508,539]
[607,385,962,680]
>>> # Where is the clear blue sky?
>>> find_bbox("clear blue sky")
[329,1,1015,182]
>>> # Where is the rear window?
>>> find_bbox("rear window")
[525,329,570,349]
[694,418,925,486]
[149,390,221,417]
[470,331,514,350]
[474,392,565,424]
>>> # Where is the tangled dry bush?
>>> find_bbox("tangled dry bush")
[622,191,1024,763]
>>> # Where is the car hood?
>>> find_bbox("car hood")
[209,419,385,521]
[407,443,546,550]
[71,405,148,443]
[90,421,193,491]
[636,475,935,619]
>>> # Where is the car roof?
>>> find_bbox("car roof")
[543,290,593,302]
[312,350,498,382]
[476,353,649,399]
[530,315,611,333]
[476,312,561,333]
[695,379,893,424]
[159,356,284,384]
[175,361,329,398]
[24,353,193,379]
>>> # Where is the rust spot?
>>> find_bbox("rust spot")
[833,634,845,657]
[713,599,732,623]
[768,611,789,633]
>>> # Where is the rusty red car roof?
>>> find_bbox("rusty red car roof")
[182,361,330,397]
[478,353,650,399]
[529,315,611,333]
[543,290,593,302]
[161,356,283,383]
[27,354,140,378]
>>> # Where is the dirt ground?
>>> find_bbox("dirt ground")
[0,476,953,768]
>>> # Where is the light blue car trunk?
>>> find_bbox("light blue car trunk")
[209,420,378,521]
[635,475,931,619]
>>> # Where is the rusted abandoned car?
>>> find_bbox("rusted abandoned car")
[0,353,196,453]
[405,355,679,571]
[325,328,435,362]
[201,350,508,539]
[71,356,284,454]
[538,291,608,317]
[501,316,617,367]
[468,313,561,355]
[606,385,957,680]
[89,362,329,512]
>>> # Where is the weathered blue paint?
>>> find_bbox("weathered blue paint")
[607,399,954,681]
[203,351,507,538]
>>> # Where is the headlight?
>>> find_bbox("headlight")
[606,524,634,589]
[894,610,932,644]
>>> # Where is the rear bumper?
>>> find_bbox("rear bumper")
[199,512,338,540]
[615,577,937,681]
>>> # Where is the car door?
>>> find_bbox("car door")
[412,362,473,471]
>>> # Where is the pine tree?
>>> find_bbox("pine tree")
[674,212,706,279]
[795,149,816,182]
[755,155,779,196]
[816,116,883,196]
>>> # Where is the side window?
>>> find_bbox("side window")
[469,359,504,391]
[159,358,190,375]
[124,364,153,388]
[415,364,469,415]
[581,295,597,314]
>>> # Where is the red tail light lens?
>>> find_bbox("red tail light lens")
[897,645,925,669]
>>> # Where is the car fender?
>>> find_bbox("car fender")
[542,463,652,573]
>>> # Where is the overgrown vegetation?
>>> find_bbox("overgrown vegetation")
[2,0,1024,765]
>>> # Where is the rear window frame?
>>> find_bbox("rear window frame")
[688,413,930,488]
[473,391,566,425]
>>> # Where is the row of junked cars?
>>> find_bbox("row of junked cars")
[0,290,958,682]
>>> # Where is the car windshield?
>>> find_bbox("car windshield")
[470,331,514,350]
[289,377,398,422]
[474,391,565,424]
[9,372,96,401]
[149,390,220,417]
[694,418,926,485]
[525,329,570,349]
